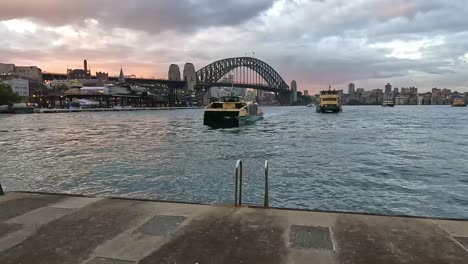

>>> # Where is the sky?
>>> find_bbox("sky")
[1,0,468,93]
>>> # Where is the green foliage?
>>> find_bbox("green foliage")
[0,83,21,105]
[54,84,69,92]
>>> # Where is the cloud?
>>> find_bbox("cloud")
[0,0,275,33]
[1,0,468,92]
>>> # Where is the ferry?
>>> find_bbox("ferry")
[203,96,263,128]
[382,100,395,107]
[451,98,466,107]
[316,88,342,113]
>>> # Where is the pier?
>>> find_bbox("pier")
[1,191,467,264]
[35,106,199,113]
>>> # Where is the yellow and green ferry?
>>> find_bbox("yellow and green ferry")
[203,96,263,128]
[316,88,342,113]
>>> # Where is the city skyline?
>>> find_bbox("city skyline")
[1,1,468,93]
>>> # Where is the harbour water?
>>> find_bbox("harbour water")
[1,106,467,219]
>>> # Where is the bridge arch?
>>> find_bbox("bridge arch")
[196,57,289,90]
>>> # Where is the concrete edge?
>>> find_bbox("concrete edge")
[8,191,468,222]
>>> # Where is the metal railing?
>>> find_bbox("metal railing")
[264,160,269,208]
[234,160,243,206]
[234,160,270,208]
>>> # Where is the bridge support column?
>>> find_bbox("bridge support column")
[168,87,176,107]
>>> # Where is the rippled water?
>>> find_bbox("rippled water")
[1,106,468,218]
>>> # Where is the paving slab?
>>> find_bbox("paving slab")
[139,207,289,264]
[434,219,468,237]
[50,196,103,209]
[332,214,468,264]
[0,194,64,222]
[7,206,74,226]
[0,198,147,264]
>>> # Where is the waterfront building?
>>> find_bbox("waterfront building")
[96,72,109,82]
[417,92,432,105]
[1,63,42,83]
[0,63,15,76]
[348,83,355,95]
[385,83,392,93]
[396,96,409,105]
[431,88,451,105]
[245,90,256,102]
[408,97,418,105]
[67,60,91,79]
[1,78,29,97]
[233,87,246,97]
[340,94,349,105]
[14,66,42,83]
[441,88,451,98]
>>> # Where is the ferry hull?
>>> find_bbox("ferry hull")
[204,111,239,128]
[316,105,342,113]
[203,111,263,128]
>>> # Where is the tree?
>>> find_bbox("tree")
[54,84,69,92]
[0,83,21,106]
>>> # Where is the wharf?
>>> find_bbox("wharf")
[0,192,467,264]
[35,107,199,113]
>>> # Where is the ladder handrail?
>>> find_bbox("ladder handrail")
[235,160,243,206]
[234,160,269,208]
[264,160,269,208]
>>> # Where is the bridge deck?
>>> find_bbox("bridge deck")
[0,192,467,264]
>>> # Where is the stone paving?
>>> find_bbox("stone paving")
[1,192,467,264]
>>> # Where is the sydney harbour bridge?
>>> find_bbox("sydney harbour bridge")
[42,57,298,106]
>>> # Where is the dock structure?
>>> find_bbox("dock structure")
[35,106,199,113]
[0,192,467,264]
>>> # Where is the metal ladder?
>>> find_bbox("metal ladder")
[234,159,269,208]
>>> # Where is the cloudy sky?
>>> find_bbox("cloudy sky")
[1,0,468,93]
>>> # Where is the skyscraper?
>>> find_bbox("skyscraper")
[348,83,355,95]
[385,83,392,93]
[304,90,309,96]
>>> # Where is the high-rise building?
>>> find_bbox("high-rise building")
[168,64,181,80]
[385,83,392,93]
[304,90,309,96]
[291,80,297,103]
[183,63,196,91]
[348,83,355,95]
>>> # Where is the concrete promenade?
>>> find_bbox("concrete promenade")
[0,192,467,264]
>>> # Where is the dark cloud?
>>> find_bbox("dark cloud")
[0,0,274,33]
[2,0,468,92]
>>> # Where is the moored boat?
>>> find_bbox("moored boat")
[451,98,466,107]
[203,96,263,128]
[316,87,342,113]
[382,100,395,107]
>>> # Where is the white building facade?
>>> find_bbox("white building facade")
[3,79,29,97]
